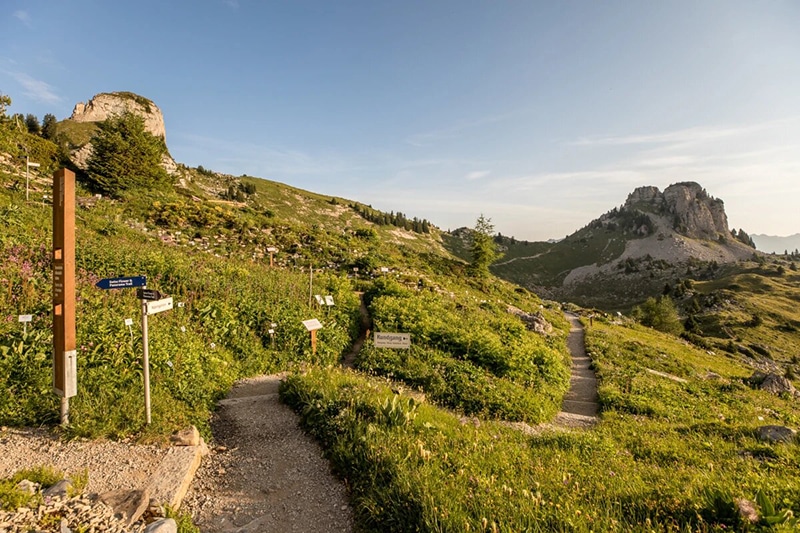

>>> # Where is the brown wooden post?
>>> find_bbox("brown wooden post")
[53,169,77,425]
[310,329,317,355]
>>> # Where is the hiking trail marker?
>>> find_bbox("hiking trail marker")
[53,169,76,426]
[302,318,323,355]
[374,332,411,349]
[95,273,172,425]
[95,276,146,290]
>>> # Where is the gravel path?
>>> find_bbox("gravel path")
[552,312,600,428]
[0,427,166,494]
[182,374,353,533]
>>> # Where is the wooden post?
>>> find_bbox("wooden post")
[53,169,77,426]
[310,329,317,355]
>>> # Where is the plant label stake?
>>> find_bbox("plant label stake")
[53,169,77,426]
[124,318,134,346]
[302,319,323,355]
[18,314,32,335]
[270,322,277,348]
[140,295,172,425]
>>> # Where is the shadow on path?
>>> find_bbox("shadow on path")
[341,292,371,369]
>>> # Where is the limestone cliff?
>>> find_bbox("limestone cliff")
[71,92,166,140]
[624,182,729,240]
[65,92,176,174]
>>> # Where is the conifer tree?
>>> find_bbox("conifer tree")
[86,111,170,197]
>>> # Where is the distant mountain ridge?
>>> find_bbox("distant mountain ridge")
[751,233,800,255]
[475,181,758,310]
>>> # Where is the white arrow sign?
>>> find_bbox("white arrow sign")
[146,297,174,315]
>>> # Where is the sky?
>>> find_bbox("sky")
[2,1,799,241]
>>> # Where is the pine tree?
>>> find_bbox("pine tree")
[86,111,171,197]
[24,114,41,135]
[41,114,57,140]
[469,214,501,277]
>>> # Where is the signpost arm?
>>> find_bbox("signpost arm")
[141,290,152,425]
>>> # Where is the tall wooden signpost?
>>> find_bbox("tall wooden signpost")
[53,169,77,425]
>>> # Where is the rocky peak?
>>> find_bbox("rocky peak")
[625,181,729,240]
[71,92,166,140]
[67,92,176,174]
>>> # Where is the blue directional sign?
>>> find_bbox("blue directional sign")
[95,276,147,290]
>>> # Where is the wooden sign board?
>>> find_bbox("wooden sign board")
[374,332,411,349]
[53,169,77,398]
[302,318,323,331]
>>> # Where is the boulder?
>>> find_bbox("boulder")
[170,425,200,447]
[99,488,150,526]
[756,425,796,444]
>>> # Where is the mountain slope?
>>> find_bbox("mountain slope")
[482,182,757,309]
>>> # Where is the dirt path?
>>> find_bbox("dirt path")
[182,375,353,533]
[552,313,599,428]
[341,292,371,369]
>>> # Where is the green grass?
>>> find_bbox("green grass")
[279,314,800,532]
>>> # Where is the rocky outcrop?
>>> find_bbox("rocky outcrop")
[71,92,166,140]
[624,182,729,240]
[67,92,176,174]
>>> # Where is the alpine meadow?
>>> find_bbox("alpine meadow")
[1,89,799,532]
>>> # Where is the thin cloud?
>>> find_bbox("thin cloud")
[465,170,490,181]
[569,118,799,148]
[223,0,240,8]
[8,72,62,104]
[13,10,32,27]
[405,110,523,148]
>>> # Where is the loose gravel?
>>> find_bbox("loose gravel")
[182,374,354,533]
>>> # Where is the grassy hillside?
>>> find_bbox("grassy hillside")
[677,258,800,369]
[0,125,567,441]
[3,112,800,531]
[283,315,800,531]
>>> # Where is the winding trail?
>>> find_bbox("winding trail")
[552,312,599,428]
[182,375,353,532]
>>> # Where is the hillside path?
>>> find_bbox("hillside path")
[341,292,371,368]
[552,313,599,428]
[182,375,353,533]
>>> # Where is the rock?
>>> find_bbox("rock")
[144,517,177,533]
[506,306,553,335]
[748,371,798,397]
[66,91,177,174]
[170,426,200,447]
[15,479,38,494]
[756,425,796,443]
[99,488,150,526]
[71,92,166,139]
[44,479,73,498]
[760,373,797,396]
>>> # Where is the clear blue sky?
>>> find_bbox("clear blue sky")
[3,1,799,240]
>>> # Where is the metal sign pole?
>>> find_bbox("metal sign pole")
[141,289,152,425]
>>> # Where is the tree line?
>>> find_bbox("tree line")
[350,203,432,234]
